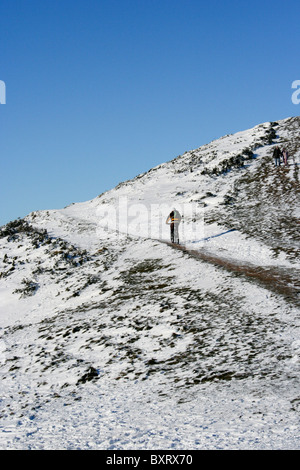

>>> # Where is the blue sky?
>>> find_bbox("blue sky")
[1,0,299,225]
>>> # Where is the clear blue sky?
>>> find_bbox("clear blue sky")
[1,0,299,225]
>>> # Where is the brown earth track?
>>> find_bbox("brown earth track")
[164,241,300,307]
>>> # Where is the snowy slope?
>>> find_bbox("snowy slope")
[0,117,299,449]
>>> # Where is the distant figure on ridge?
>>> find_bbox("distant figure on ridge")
[273,146,282,167]
[166,209,181,244]
[282,147,289,166]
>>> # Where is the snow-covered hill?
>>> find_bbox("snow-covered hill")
[0,117,299,449]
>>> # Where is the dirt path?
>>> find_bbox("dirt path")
[164,241,300,307]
